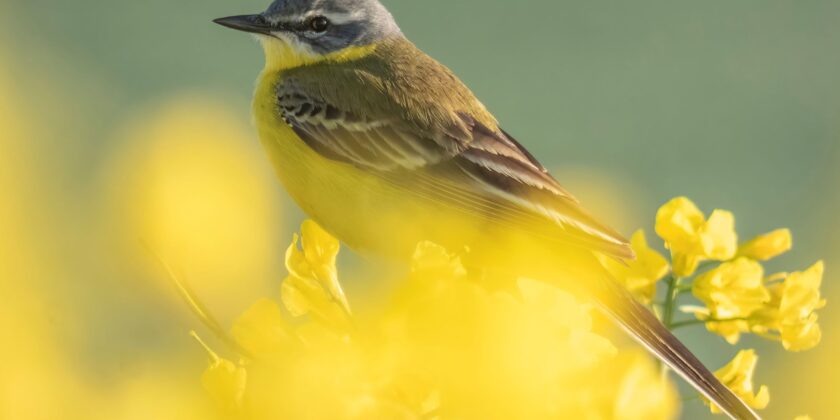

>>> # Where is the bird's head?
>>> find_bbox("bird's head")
[214,0,402,70]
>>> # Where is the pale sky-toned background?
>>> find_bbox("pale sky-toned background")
[1,0,838,418]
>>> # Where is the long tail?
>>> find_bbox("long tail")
[594,275,760,420]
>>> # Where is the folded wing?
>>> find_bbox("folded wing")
[276,79,633,260]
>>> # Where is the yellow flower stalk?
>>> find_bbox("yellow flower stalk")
[737,228,793,261]
[599,230,670,304]
[708,350,769,414]
[655,197,737,277]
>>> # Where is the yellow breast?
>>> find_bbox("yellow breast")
[253,69,426,256]
[249,42,556,264]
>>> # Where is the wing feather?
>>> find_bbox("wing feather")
[276,80,633,259]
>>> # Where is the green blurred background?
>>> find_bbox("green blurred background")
[1,0,837,418]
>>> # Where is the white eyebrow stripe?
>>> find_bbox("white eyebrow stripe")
[277,11,364,26]
[320,11,364,25]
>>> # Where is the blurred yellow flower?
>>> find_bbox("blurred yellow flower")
[691,258,770,343]
[708,350,769,414]
[231,298,295,358]
[192,332,247,413]
[281,220,352,330]
[738,229,792,261]
[599,230,670,304]
[655,197,737,276]
[191,221,678,419]
[103,95,281,314]
[612,353,680,420]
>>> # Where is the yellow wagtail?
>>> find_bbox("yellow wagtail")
[214,1,758,418]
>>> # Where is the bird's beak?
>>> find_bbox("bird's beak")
[213,14,272,35]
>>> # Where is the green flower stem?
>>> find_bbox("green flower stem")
[669,319,706,329]
[670,317,752,330]
[661,274,682,329]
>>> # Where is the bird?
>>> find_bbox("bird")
[214,1,759,418]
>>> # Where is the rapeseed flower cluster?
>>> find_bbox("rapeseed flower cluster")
[652,197,825,352]
[188,221,678,419]
[604,196,825,416]
[186,197,824,418]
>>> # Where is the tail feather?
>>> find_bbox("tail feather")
[595,276,761,420]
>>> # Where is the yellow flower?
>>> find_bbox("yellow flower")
[778,261,825,351]
[738,228,792,261]
[410,240,468,279]
[691,258,770,343]
[280,220,352,330]
[708,350,769,414]
[612,353,680,420]
[755,261,826,351]
[104,97,282,307]
[191,332,247,412]
[655,197,737,276]
[231,298,296,359]
[195,222,680,419]
[599,230,670,304]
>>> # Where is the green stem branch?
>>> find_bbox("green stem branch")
[661,275,682,329]
[669,317,752,330]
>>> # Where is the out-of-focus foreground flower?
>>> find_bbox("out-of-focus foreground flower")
[600,230,670,304]
[190,221,678,419]
[706,350,769,414]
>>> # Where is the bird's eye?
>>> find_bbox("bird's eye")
[308,16,330,32]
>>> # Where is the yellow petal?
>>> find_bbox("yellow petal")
[410,241,467,279]
[738,228,792,261]
[709,350,769,413]
[600,230,669,304]
[280,221,352,329]
[699,210,738,261]
[705,319,752,345]
[300,219,340,267]
[201,357,247,411]
[613,354,679,420]
[693,258,769,320]
[281,274,351,330]
[655,197,704,253]
[780,261,824,317]
[777,261,825,351]
[781,313,822,352]
[231,298,295,358]
[518,278,594,332]
[671,251,703,278]
[191,331,248,411]
[629,230,670,281]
